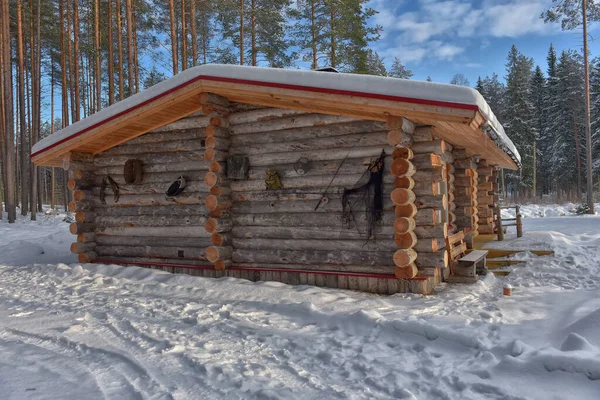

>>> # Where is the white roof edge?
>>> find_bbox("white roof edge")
[32,64,521,167]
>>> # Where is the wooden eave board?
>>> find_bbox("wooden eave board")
[32,78,518,169]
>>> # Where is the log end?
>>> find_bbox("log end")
[204,149,216,161]
[68,201,78,213]
[395,203,417,218]
[393,248,417,267]
[205,194,218,211]
[67,178,76,191]
[395,263,418,279]
[69,223,78,235]
[209,161,223,173]
[204,218,218,233]
[78,251,97,264]
[73,190,85,201]
[204,172,218,188]
[394,232,417,249]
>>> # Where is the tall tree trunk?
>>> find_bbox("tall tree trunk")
[73,0,81,122]
[108,0,115,104]
[311,0,317,69]
[169,0,178,74]
[116,0,124,100]
[133,1,139,93]
[583,0,595,213]
[51,62,55,211]
[190,0,198,66]
[239,0,244,65]
[573,118,582,198]
[181,0,188,70]
[31,0,41,218]
[126,0,134,95]
[1,0,17,222]
[17,1,29,216]
[532,141,537,198]
[95,0,101,111]
[0,19,5,218]
[251,0,256,66]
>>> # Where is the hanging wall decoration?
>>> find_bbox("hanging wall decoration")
[100,176,120,204]
[265,169,283,190]
[227,155,250,180]
[124,159,143,184]
[293,157,311,176]
[166,176,187,197]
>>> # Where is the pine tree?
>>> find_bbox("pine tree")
[504,44,535,194]
[450,73,469,86]
[530,66,546,196]
[388,57,413,79]
[365,49,386,76]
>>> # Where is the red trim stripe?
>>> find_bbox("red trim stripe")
[32,74,479,159]
[92,259,428,281]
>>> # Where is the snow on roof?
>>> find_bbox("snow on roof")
[32,64,520,166]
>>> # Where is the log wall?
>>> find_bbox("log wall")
[476,160,499,234]
[67,94,506,295]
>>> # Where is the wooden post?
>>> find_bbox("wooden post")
[516,205,523,238]
[496,206,504,241]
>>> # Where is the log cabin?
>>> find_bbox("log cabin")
[31,65,521,295]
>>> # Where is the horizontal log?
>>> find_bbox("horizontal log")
[410,139,448,155]
[232,186,395,202]
[209,116,229,128]
[210,209,231,219]
[232,249,395,266]
[412,168,444,181]
[415,194,447,210]
[386,129,413,147]
[413,238,444,253]
[230,120,386,146]
[246,157,379,180]
[231,173,395,192]
[393,248,417,267]
[246,145,393,167]
[392,146,414,160]
[394,231,417,249]
[415,250,449,268]
[228,107,307,125]
[95,235,212,248]
[387,116,415,133]
[390,188,416,206]
[411,153,443,169]
[233,211,395,228]
[204,149,228,162]
[96,162,210,176]
[414,208,444,226]
[93,204,206,217]
[77,232,96,243]
[94,215,207,228]
[230,262,395,275]
[96,226,211,238]
[205,137,230,151]
[231,131,389,156]
[206,246,233,263]
[78,252,97,263]
[103,139,205,156]
[230,113,359,135]
[233,198,394,214]
[210,186,231,197]
[199,92,230,108]
[70,223,94,234]
[75,211,93,223]
[126,128,205,146]
[88,180,209,196]
[395,263,418,279]
[70,242,96,254]
[395,203,417,218]
[232,238,397,252]
[205,218,233,233]
[454,216,476,227]
[413,126,433,142]
[94,151,207,167]
[394,176,415,190]
[69,200,93,212]
[152,116,211,132]
[390,159,416,177]
[394,217,416,234]
[91,193,206,207]
[414,223,448,239]
[95,245,208,260]
[205,195,232,211]
[413,181,444,196]
[454,158,477,170]
[204,126,231,138]
[454,175,473,187]
[231,226,395,240]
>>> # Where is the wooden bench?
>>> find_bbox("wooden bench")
[446,231,488,283]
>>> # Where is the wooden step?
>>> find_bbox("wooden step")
[486,259,524,269]
[482,249,554,258]
[446,275,480,284]
[492,270,510,277]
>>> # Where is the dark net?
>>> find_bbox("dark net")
[341,150,386,240]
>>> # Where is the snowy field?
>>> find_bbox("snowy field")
[0,205,599,399]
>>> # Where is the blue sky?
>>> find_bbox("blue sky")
[369,0,600,85]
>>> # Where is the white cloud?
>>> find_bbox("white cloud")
[485,1,554,37]
[436,44,465,59]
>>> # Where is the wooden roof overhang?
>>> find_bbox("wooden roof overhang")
[31,74,518,169]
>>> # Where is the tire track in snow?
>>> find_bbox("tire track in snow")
[1,328,172,400]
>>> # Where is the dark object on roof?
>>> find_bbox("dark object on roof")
[167,176,186,197]
[124,159,143,184]
[315,67,339,73]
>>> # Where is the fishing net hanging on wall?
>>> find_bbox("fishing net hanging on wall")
[341,150,386,240]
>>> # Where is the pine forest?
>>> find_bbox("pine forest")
[0,0,599,223]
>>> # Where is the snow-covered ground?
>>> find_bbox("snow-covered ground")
[0,205,599,399]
